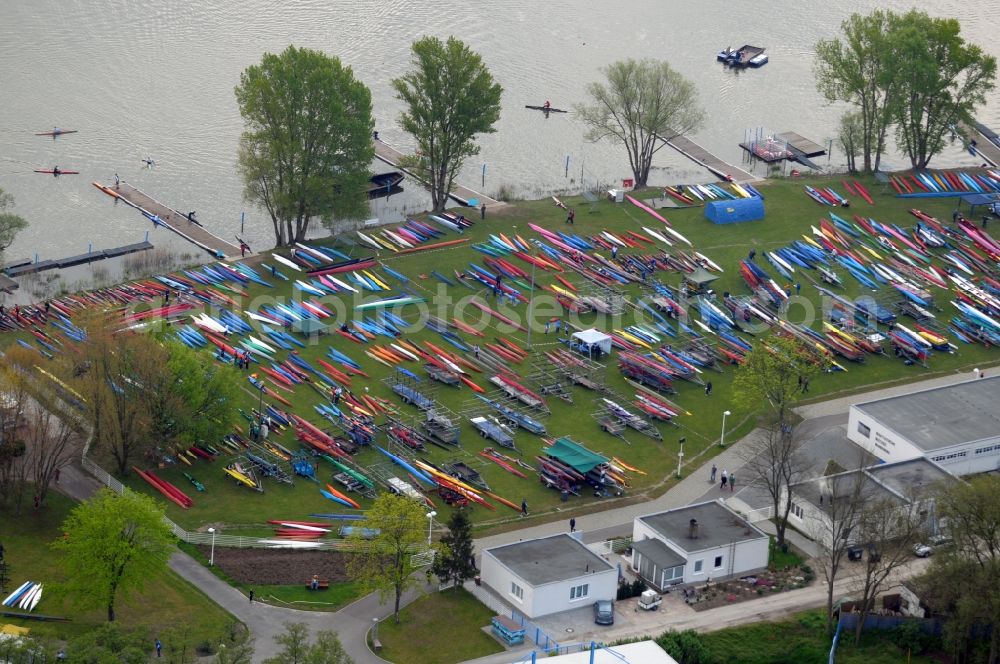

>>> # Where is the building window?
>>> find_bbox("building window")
[857,422,871,438]
[693,560,703,574]
[791,503,804,520]
[570,584,589,601]
[510,582,523,601]
[714,556,723,569]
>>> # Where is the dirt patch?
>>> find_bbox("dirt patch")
[195,545,354,585]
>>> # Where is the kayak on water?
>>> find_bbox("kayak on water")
[525,105,568,113]
[34,169,79,176]
[35,129,77,137]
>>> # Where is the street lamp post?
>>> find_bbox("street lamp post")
[676,437,686,479]
[720,410,732,448]
[208,527,216,566]
[426,511,437,546]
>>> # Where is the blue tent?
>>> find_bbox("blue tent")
[704,197,764,224]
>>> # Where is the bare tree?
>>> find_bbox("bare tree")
[848,490,927,644]
[810,469,869,634]
[0,368,31,514]
[23,399,80,506]
[741,422,809,549]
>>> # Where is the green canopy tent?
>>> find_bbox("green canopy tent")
[545,436,608,474]
[681,267,719,296]
[291,318,329,338]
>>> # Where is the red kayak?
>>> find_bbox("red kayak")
[35,130,77,137]
[35,169,79,175]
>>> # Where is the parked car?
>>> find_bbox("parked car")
[593,599,615,625]
[913,543,933,558]
[915,534,954,557]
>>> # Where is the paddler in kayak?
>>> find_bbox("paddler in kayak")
[51,166,61,176]
[142,156,156,168]
[543,100,551,110]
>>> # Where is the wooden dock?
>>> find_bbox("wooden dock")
[656,131,758,183]
[775,132,826,157]
[965,121,1000,167]
[96,182,244,259]
[373,140,503,208]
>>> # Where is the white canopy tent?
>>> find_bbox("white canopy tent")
[571,328,612,358]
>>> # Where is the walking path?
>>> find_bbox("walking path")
[53,367,986,662]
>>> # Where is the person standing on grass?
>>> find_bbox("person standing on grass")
[705,381,713,396]
[155,639,162,658]
[521,499,528,517]
[566,208,575,225]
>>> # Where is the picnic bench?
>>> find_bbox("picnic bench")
[305,578,330,590]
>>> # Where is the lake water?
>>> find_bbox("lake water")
[0,0,997,262]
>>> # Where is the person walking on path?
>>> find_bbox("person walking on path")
[569,518,576,532]
[710,464,717,483]
[729,473,736,492]
[720,469,728,490]
[155,639,162,658]
[521,499,528,517]
[566,208,575,225]
[705,381,713,396]
[248,589,255,604]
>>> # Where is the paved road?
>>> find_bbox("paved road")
[55,368,982,662]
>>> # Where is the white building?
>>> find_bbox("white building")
[847,376,1000,476]
[480,534,618,619]
[785,458,953,542]
[504,641,678,664]
[630,500,769,591]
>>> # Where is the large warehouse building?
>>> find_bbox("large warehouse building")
[847,376,1000,476]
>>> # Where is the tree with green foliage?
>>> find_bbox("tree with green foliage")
[236,45,374,246]
[732,335,819,427]
[147,338,239,450]
[888,11,996,169]
[431,508,476,588]
[917,475,1000,662]
[65,623,149,663]
[0,187,28,262]
[655,630,710,664]
[53,489,174,621]
[577,59,704,188]
[348,493,428,623]
[837,111,864,173]
[262,622,351,664]
[393,36,503,212]
[815,10,899,172]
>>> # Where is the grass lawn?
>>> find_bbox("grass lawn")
[0,491,235,646]
[698,610,944,663]
[376,588,504,664]
[768,536,804,570]
[11,173,1000,538]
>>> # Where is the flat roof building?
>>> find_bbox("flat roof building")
[848,377,1000,475]
[631,500,769,591]
[480,534,618,619]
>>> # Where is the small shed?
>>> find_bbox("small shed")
[704,197,764,224]
[571,328,612,357]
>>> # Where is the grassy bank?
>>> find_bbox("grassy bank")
[375,588,504,664]
[11,173,998,537]
[0,491,234,645]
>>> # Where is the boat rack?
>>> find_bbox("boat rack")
[593,391,664,442]
[420,405,461,447]
[525,355,575,403]
[382,369,438,411]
